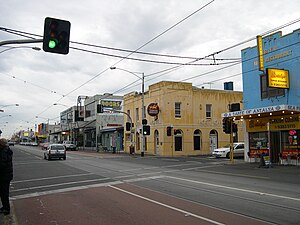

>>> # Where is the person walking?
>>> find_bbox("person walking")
[0,138,13,215]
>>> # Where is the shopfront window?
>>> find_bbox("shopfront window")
[281,130,299,153]
[249,132,268,150]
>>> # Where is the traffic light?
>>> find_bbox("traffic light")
[97,104,103,113]
[232,123,238,133]
[143,125,150,135]
[125,122,131,131]
[43,17,71,54]
[222,118,231,134]
[167,126,172,136]
[174,129,180,135]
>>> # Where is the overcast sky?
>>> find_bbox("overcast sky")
[0,0,300,138]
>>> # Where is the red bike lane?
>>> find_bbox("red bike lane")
[11,183,272,225]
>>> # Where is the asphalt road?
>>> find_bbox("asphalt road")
[1,145,300,225]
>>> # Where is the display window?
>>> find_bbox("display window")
[281,130,300,157]
[248,132,269,157]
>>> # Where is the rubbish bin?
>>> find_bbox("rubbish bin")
[130,145,135,154]
[112,147,116,154]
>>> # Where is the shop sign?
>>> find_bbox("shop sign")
[223,105,300,118]
[247,114,300,132]
[100,100,122,110]
[267,68,289,89]
[147,103,159,117]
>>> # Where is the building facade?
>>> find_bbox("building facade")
[123,81,243,156]
[84,94,124,151]
[224,29,300,164]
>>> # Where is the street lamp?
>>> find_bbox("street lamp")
[0,104,19,112]
[0,115,12,119]
[110,67,145,157]
[0,46,41,54]
[53,103,69,108]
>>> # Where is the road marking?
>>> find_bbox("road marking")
[11,181,123,200]
[166,176,300,202]
[109,185,225,225]
[12,173,94,184]
[195,169,269,179]
[11,177,112,192]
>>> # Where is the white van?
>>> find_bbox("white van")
[212,142,245,158]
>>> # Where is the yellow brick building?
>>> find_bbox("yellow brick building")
[123,81,243,156]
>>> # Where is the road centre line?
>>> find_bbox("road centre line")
[12,173,94,184]
[109,185,225,225]
[166,176,300,202]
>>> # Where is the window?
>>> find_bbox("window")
[193,130,202,151]
[174,130,183,151]
[260,74,284,99]
[135,108,139,121]
[206,104,212,118]
[175,102,181,118]
[85,103,95,118]
[127,110,131,122]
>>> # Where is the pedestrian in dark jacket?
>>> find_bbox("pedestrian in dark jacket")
[0,138,13,215]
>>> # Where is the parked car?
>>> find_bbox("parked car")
[62,141,77,151]
[212,142,245,158]
[44,144,66,160]
[40,142,50,150]
[8,141,15,146]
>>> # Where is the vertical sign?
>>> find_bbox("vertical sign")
[257,35,264,71]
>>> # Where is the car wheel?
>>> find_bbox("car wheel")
[63,156,66,160]
[226,152,230,158]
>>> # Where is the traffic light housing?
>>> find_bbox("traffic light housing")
[125,122,131,131]
[143,125,150,135]
[222,118,231,134]
[167,126,172,136]
[97,104,103,113]
[232,123,238,133]
[43,17,71,54]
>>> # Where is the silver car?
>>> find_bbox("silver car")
[44,144,66,160]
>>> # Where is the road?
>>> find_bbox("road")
[2,145,300,225]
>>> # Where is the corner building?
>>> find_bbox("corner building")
[123,81,243,156]
[224,29,300,164]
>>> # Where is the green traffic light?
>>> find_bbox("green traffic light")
[48,39,57,49]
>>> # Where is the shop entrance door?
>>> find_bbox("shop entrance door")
[270,131,280,163]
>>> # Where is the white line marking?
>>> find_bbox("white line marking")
[12,177,111,192]
[12,181,123,200]
[12,173,94,184]
[166,176,300,202]
[109,185,225,225]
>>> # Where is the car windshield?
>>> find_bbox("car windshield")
[64,141,72,144]
[51,145,65,150]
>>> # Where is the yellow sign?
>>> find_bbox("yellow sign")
[257,36,264,71]
[267,68,289,89]
[247,115,300,132]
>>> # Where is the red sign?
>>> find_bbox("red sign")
[147,103,159,117]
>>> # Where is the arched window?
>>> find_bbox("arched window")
[194,129,202,150]
[174,129,183,151]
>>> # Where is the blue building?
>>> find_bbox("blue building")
[223,28,300,164]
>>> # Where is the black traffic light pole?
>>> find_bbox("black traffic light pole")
[0,38,43,47]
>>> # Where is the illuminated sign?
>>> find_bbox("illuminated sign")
[100,100,122,110]
[257,36,264,71]
[267,68,289,89]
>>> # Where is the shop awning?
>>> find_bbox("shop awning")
[222,104,300,120]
